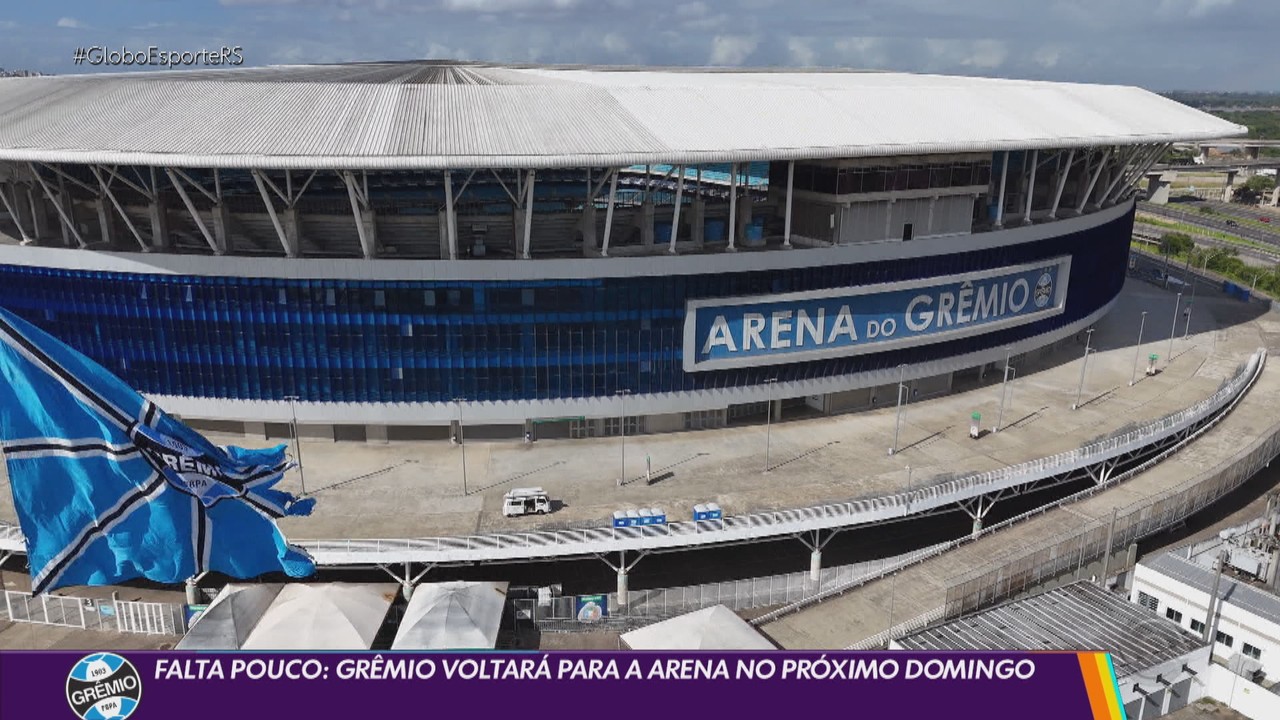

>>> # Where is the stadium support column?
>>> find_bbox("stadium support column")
[797,531,835,584]
[1021,149,1038,224]
[148,169,171,251]
[1271,184,1280,207]
[691,166,705,247]
[521,170,536,259]
[89,166,148,252]
[27,163,85,248]
[727,162,738,251]
[56,173,78,248]
[167,169,220,254]
[668,165,684,254]
[340,170,376,259]
[1100,145,1142,205]
[1048,149,1075,220]
[1076,148,1111,215]
[0,182,31,243]
[993,151,1009,229]
[444,170,458,260]
[784,160,794,247]
[602,550,646,609]
[601,169,619,257]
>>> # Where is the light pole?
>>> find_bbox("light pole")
[1130,311,1147,387]
[888,364,907,456]
[284,395,306,496]
[616,389,631,487]
[453,398,468,495]
[1167,292,1182,367]
[994,346,1012,432]
[1071,329,1094,410]
[1185,250,1222,339]
[764,378,777,473]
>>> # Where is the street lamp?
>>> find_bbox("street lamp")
[616,389,632,487]
[1167,292,1182,367]
[1071,329,1094,411]
[888,364,907,456]
[283,395,306,496]
[764,378,778,473]
[1185,250,1223,339]
[453,398,468,495]
[1130,311,1148,387]
[994,346,1013,432]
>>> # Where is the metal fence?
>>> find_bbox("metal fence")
[942,374,1280,620]
[0,590,185,636]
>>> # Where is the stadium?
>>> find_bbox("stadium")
[0,61,1246,442]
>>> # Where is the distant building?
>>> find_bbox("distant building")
[892,581,1210,719]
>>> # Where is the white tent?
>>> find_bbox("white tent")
[176,583,282,650]
[621,605,776,650]
[392,581,509,650]
[242,583,397,650]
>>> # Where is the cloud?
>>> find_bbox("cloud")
[709,35,757,66]
[1033,46,1062,69]
[675,1,709,18]
[441,0,583,11]
[56,17,85,29]
[786,37,816,67]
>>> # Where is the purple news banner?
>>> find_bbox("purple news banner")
[0,650,1122,719]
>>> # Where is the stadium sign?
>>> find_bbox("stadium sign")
[683,257,1070,371]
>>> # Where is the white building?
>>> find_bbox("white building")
[1131,514,1280,683]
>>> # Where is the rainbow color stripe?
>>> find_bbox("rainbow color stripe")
[1077,652,1127,719]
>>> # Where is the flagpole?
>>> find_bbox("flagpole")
[284,395,307,496]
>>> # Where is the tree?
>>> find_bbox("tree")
[1160,232,1194,257]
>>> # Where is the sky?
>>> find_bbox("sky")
[0,0,1277,91]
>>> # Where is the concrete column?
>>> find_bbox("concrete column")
[185,578,199,605]
[366,425,389,444]
[972,516,983,535]
[691,197,705,246]
[359,208,377,258]
[243,422,267,439]
[1222,170,1237,204]
[580,202,597,254]
[283,207,302,256]
[437,209,451,259]
[638,198,654,246]
[95,198,114,247]
[736,190,752,244]
[1270,185,1279,207]
[616,568,628,608]
[149,200,171,250]
[1145,172,1173,205]
[26,186,51,240]
[211,204,233,255]
[511,205,525,256]
[809,549,822,583]
[8,184,34,242]
[402,581,414,601]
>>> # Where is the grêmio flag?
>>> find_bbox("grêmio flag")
[0,306,315,595]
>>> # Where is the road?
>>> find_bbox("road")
[1139,201,1280,249]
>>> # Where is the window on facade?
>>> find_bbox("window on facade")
[1165,607,1183,624]
[1190,619,1205,633]
[902,223,914,242]
[1136,591,1159,612]
[1215,631,1234,648]
[373,290,386,308]
[1242,643,1261,660]
[603,416,643,437]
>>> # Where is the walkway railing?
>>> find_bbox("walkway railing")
[0,590,185,636]
[0,351,1265,566]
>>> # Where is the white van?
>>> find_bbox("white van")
[503,487,551,517]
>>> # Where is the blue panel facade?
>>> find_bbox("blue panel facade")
[0,209,1133,404]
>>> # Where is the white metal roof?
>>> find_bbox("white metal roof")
[0,61,1245,170]
[240,582,398,650]
[621,605,776,650]
[391,581,509,650]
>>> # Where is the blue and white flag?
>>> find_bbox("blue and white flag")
[0,307,316,594]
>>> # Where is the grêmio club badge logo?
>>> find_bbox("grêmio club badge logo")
[66,653,142,720]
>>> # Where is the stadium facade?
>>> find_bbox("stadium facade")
[0,62,1245,441]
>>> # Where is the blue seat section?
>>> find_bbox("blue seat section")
[0,209,1133,404]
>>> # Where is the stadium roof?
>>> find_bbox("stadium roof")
[895,582,1205,679]
[0,61,1246,171]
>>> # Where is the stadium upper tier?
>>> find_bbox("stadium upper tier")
[0,61,1246,169]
